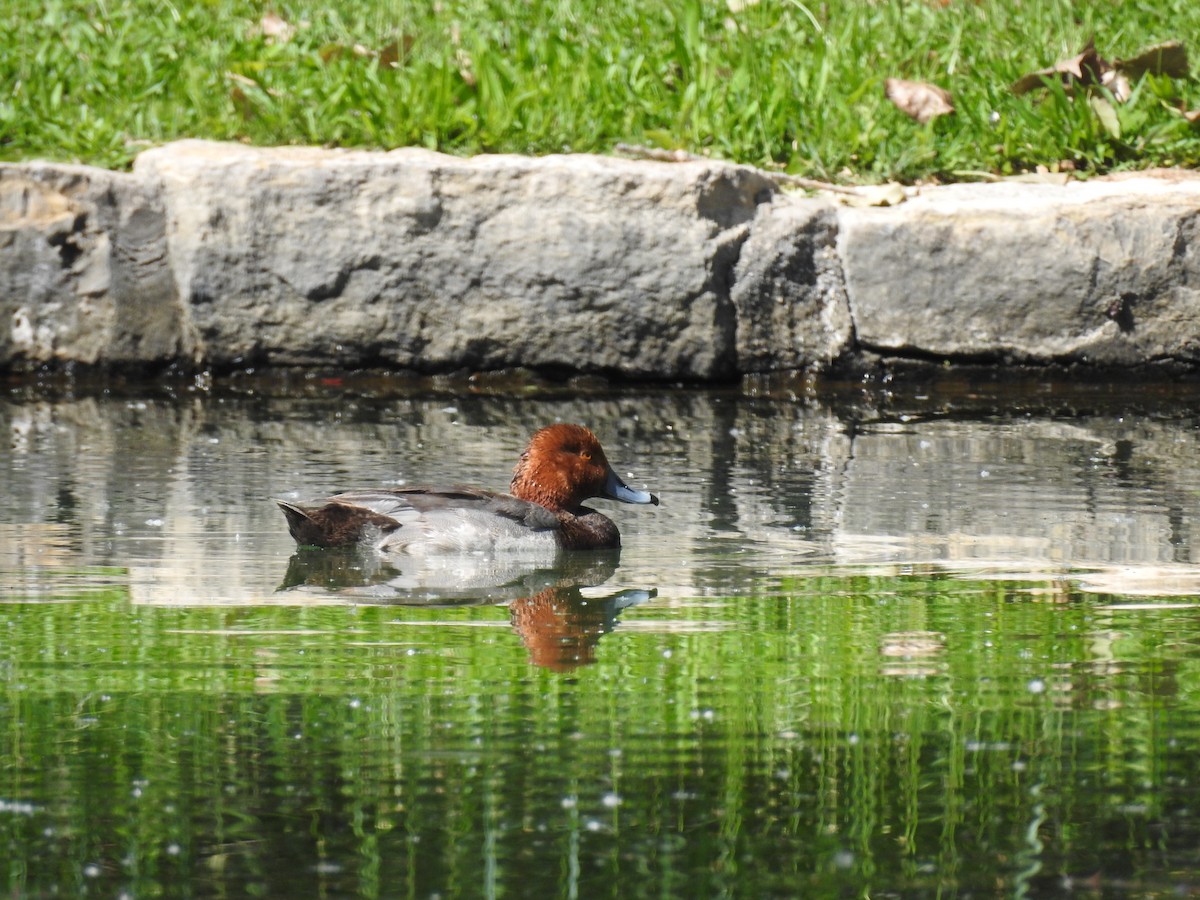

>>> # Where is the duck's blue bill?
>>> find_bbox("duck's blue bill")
[605,468,660,505]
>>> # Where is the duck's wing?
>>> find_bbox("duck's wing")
[331,486,561,530]
[277,486,561,550]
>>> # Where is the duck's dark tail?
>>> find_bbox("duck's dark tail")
[276,500,327,547]
[275,499,398,548]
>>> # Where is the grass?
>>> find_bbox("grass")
[2,0,1200,181]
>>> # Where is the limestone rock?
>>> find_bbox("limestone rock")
[0,163,181,370]
[838,177,1200,365]
[134,140,776,379]
[732,199,851,371]
[7,142,1200,380]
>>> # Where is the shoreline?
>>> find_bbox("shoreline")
[4,140,1200,381]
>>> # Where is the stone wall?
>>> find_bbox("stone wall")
[4,140,1200,378]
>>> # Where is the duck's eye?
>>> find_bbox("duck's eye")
[579,450,592,461]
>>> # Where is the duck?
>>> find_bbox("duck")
[276,423,659,554]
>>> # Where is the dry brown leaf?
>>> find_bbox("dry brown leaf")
[1011,38,1110,96]
[378,36,414,69]
[259,12,295,43]
[318,37,412,68]
[1013,39,1189,101]
[1116,40,1188,79]
[378,40,401,68]
[316,43,369,62]
[836,183,908,208]
[318,44,368,61]
[885,78,954,123]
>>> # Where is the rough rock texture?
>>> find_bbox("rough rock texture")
[0,163,180,371]
[839,176,1200,365]
[731,200,851,371]
[5,142,1200,379]
[134,140,776,379]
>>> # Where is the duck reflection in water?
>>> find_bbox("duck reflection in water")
[278,547,653,671]
[275,423,658,668]
[509,584,651,671]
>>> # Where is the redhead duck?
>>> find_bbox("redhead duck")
[277,424,658,553]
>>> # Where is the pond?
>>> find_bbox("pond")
[4,374,1200,897]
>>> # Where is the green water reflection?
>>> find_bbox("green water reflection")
[2,571,1199,897]
[5,383,1200,897]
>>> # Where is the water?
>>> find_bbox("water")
[5,377,1200,897]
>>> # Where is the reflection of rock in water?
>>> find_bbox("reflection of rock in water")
[509,587,654,671]
[0,522,80,569]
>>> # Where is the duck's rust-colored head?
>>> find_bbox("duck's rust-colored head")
[510,424,659,514]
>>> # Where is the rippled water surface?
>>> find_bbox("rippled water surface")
[5,379,1200,897]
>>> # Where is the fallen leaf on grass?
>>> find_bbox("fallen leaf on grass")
[258,12,295,43]
[885,78,954,123]
[1117,40,1188,80]
[378,37,414,69]
[1010,38,1109,95]
[1183,109,1200,124]
[1012,38,1188,103]
[319,43,367,62]
[319,36,413,68]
